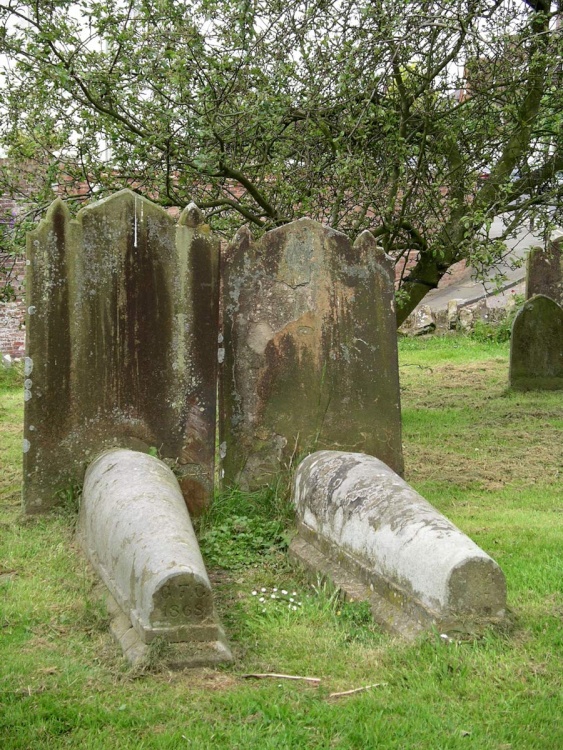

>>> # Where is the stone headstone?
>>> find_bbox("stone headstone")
[220,219,403,488]
[509,295,563,390]
[23,191,220,513]
[526,238,563,306]
[78,449,232,667]
[290,451,506,637]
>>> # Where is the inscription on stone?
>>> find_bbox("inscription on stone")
[157,579,213,623]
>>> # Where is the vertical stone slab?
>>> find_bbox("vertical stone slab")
[23,199,74,510]
[509,295,563,390]
[23,190,219,513]
[175,204,221,515]
[526,238,563,306]
[220,218,403,488]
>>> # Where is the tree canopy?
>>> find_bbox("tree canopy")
[1,0,562,320]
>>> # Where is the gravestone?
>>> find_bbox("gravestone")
[23,190,219,513]
[78,449,232,667]
[220,219,403,488]
[509,295,563,390]
[291,451,506,637]
[526,237,563,306]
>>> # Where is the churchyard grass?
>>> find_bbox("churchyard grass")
[1,335,562,749]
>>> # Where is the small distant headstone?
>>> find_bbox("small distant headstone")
[526,238,563,306]
[23,190,219,513]
[1,353,12,368]
[509,295,563,390]
[220,219,403,488]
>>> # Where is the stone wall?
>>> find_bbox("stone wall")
[1,189,26,357]
[0,252,26,358]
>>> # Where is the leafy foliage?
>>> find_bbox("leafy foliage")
[469,294,525,342]
[197,485,293,570]
[198,513,289,570]
[1,1,562,320]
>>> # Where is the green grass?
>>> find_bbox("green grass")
[1,335,562,749]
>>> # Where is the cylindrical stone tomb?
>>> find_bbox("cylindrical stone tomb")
[78,449,230,659]
[291,451,506,632]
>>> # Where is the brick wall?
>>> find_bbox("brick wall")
[1,183,26,356]
[0,251,26,358]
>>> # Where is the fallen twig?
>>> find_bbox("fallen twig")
[399,364,433,372]
[241,673,321,684]
[328,682,387,699]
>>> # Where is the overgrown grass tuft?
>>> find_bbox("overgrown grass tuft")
[1,336,562,749]
[0,360,24,389]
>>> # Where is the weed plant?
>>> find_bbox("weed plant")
[468,294,525,343]
[196,485,294,570]
[1,335,562,749]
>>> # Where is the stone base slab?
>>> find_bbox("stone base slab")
[290,533,504,639]
[106,594,232,669]
[289,536,425,640]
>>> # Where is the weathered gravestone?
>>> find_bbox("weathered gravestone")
[291,451,507,638]
[220,219,403,488]
[78,449,232,667]
[23,190,219,514]
[526,236,563,306]
[509,294,563,390]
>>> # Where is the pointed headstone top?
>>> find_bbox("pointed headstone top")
[179,202,204,228]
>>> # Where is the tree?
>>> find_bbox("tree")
[1,0,562,323]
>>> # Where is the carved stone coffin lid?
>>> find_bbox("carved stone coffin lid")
[293,450,506,621]
[78,449,221,644]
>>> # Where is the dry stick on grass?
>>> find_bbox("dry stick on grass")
[241,673,321,684]
[328,682,388,699]
[399,364,433,372]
